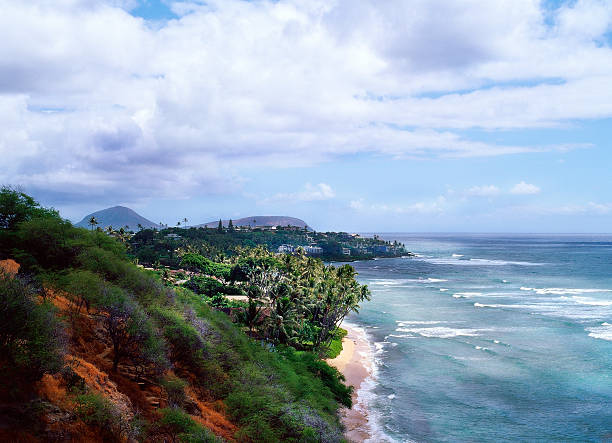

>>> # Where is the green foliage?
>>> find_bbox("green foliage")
[157,407,220,443]
[74,391,146,441]
[74,392,115,427]
[180,253,231,279]
[0,273,66,387]
[150,306,209,375]
[161,375,188,407]
[326,328,347,359]
[0,185,58,231]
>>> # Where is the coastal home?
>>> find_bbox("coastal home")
[304,245,323,255]
[342,247,351,256]
[165,233,181,239]
[278,244,295,253]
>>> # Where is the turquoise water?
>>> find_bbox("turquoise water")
[345,234,612,442]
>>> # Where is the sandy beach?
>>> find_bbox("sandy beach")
[326,323,375,442]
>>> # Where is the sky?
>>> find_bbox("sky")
[1,0,612,232]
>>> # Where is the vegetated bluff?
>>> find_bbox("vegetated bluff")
[75,206,160,230]
[0,186,360,442]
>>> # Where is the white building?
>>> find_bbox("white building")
[278,244,295,253]
[304,245,323,255]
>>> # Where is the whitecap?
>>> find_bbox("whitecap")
[451,254,464,258]
[453,292,483,298]
[387,394,396,400]
[439,288,449,292]
[395,326,483,338]
[521,287,612,295]
[417,257,543,266]
[587,324,612,341]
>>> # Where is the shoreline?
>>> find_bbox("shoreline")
[326,322,376,442]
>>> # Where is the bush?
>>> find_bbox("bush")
[161,375,188,408]
[156,407,219,443]
[0,273,66,387]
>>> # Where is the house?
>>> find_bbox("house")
[342,247,351,256]
[278,244,295,253]
[165,233,181,239]
[304,245,323,255]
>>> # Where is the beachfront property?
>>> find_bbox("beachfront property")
[304,245,323,255]
[342,247,351,256]
[278,244,295,253]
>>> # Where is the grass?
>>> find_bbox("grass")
[326,328,347,359]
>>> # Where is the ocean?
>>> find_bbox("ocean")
[344,234,612,442]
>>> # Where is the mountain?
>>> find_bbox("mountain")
[75,206,159,230]
[198,215,310,229]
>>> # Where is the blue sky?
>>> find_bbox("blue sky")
[1,0,612,232]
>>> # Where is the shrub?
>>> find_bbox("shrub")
[161,375,188,408]
[99,288,168,374]
[0,273,66,387]
[156,407,219,443]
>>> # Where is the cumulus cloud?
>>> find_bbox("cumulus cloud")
[0,0,610,204]
[350,196,447,214]
[467,185,501,197]
[510,181,541,195]
[266,183,335,203]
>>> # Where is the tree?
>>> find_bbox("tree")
[228,219,234,232]
[0,185,58,230]
[183,217,188,228]
[137,223,143,231]
[0,273,66,383]
[89,216,98,231]
[99,288,162,373]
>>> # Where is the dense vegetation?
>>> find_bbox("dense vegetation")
[0,186,370,442]
[128,223,408,266]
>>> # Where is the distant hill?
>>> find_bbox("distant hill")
[75,206,159,230]
[197,216,310,230]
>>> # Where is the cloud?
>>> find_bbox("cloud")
[467,185,501,197]
[510,181,541,195]
[0,0,610,205]
[350,196,447,214]
[266,183,335,203]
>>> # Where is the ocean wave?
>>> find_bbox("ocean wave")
[451,254,464,257]
[395,326,483,338]
[396,320,452,326]
[417,257,543,266]
[370,278,446,286]
[586,324,612,341]
[563,296,612,306]
[521,287,612,295]
[453,292,483,298]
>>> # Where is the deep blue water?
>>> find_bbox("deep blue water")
[345,234,612,442]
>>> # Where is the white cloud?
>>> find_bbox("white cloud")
[467,185,501,197]
[351,196,447,214]
[510,181,541,195]
[266,183,335,203]
[0,0,610,203]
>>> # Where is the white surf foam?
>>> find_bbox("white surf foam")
[439,288,449,292]
[587,324,612,341]
[521,287,612,295]
[453,292,483,298]
[395,326,483,338]
[418,257,543,266]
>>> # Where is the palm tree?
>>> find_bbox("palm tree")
[88,216,98,231]
[137,223,143,231]
[106,225,114,235]
[183,217,188,228]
